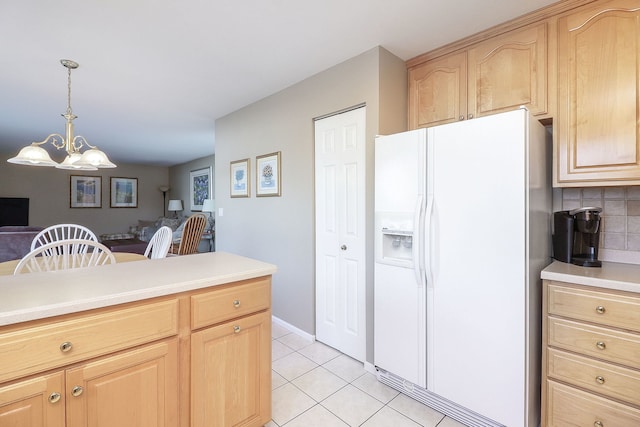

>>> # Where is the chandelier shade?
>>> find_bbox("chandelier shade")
[7,59,116,171]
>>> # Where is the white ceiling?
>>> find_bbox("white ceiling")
[0,0,558,167]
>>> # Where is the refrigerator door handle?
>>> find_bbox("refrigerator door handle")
[413,195,426,287]
[424,194,434,288]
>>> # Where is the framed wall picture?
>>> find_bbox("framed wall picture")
[70,175,102,208]
[230,158,250,198]
[190,166,212,210]
[256,151,281,197]
[110,177,138,208]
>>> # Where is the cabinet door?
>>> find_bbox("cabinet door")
[0,373,64,427]
[556,0,640,185]
[191,310,271,427]
[468,23,547,118]
[408,51,467,129]
[66,339,178,427]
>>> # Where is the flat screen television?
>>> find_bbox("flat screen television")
[0,197,29,226]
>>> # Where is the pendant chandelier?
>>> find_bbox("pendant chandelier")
[7,59,116,171]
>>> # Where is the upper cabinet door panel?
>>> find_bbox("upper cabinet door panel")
[557,0,640,185]
[408,51,467,129]
[468,23,548,117]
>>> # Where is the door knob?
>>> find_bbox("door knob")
[340,245,347,250]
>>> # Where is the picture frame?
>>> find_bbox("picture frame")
[256,151,281,197]
[190,166,212,210]
[70,175,102,208]
[230,158,250,198]
[110,177,138,208]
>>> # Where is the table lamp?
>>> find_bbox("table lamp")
[202,199,215,231]
[167,200,183,218]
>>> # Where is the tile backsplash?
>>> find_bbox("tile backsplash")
[560,186,640,264]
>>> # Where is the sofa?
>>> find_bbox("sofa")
[99,216,214,253]
[0,226,45,262]
[140,216,214,252]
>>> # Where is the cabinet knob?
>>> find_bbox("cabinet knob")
[233,325,241,334]
[595,375,605,384]
[596,305,606,314]
[459,115,464,121]
[340,245,347,251]
[233,299,240,308]
[594,421,604,427]
[60,342,73,353]
[596,341,606,350]
[71,386,84,397]
[48,392,61,404]
[468,114,474,119]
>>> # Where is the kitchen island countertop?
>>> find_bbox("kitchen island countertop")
[541,260,640,293]
[0,251,276,326]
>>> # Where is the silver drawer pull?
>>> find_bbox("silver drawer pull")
[60,342,73,353]
[233,325,241,334]
[595,376,605,384]
[594,421,603,427]
[596,341,606,350]
[596,306,606,314]
[233,299,240,308]
[48,392,61,404]
[71,386,84,397]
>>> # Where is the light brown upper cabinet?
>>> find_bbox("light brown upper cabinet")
[468,23,548,119]
[409,23,548,129]
[408,51,467,128]
[556,0,640,186]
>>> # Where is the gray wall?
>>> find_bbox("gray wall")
[168,154,216,219]
[1,152,169,235]
[214,46,407,362]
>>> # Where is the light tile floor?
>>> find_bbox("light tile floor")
[268,323,467,427]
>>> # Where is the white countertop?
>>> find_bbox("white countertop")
[541,260,640,293]
[0,252,277,326]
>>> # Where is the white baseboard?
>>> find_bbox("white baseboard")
[272,315,315,342]
[364,361,376,374]
[272,315,376,372]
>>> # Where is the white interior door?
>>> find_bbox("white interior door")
[314,106,366,362]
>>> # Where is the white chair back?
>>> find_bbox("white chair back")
[144,226,173,259]
[15,239,115,274]
[31,224,98,255]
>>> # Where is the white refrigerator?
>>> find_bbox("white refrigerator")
[374,108,550,427]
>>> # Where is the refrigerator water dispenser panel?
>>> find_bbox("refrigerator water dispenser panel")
[381,228,413,262]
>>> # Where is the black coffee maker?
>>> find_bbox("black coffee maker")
[552,207,602,267]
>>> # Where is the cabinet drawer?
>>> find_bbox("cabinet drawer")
[547,380,640,426]
[0,299,178,383]
[548,347,640,406]
[191,277,271,329]
[548,282,640,332]
[548,317,640,368]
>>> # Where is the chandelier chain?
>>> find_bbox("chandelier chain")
[66,66,73,117]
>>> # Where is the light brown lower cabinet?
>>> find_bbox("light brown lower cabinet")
[0,339,178,427]
[191,310,271,427]
[0,372,65,426]
[542,279,640,426]
[0,275,272,427]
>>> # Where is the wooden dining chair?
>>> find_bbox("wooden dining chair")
[144,226,173,259]
[14,239,116,274]
[169,214,207,255]
[31,224,98,255]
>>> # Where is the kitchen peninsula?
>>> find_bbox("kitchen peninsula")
[0,252,276,427]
